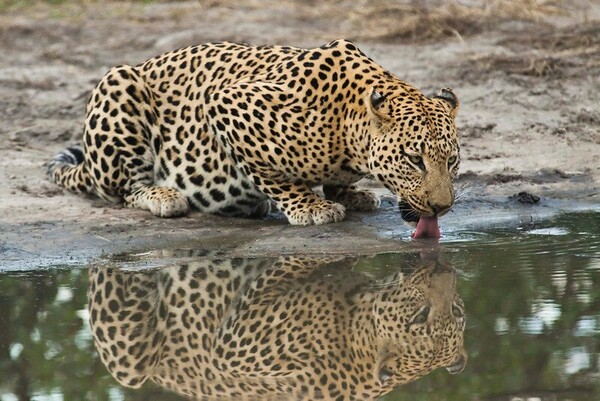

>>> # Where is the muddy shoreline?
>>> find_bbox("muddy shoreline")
[3,186,599,270]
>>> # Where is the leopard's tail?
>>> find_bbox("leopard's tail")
[47,144,94,194]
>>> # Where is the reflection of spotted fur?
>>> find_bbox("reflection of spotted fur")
[88,256,466,400]
[48,39,459,224]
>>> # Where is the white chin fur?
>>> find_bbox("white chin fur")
[404,220,418,228]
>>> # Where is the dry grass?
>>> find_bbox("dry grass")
[464,23,600,78]
[466,54,571,77]
[343,0,579,42]
[501,24,600,53]
[1,1,590,44]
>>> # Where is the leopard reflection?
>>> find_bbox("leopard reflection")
[88,254,466,400]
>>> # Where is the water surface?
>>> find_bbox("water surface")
[0,212,599,400]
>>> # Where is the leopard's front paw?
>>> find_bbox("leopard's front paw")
[323,186,380,212]
[144,188,189,217]
[286,200,346,225]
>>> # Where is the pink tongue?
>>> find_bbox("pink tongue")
[411,216,441,239]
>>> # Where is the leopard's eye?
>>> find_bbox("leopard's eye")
[408,154,424,168]
[411,306,430,324]
[447,155,457,167]
[452,303,463,318]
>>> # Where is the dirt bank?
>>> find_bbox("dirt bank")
[1,1,599,270]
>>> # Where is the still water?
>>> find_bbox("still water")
[0,212,599,401]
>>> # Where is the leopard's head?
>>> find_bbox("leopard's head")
[367,86,460,236]
[373,257,467,386]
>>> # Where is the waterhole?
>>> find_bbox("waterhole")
[0,212,598,401]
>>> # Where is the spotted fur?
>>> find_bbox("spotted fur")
[48,40,459,224]
[88,256,467,400]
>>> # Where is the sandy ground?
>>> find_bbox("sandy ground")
[1,0,600,270]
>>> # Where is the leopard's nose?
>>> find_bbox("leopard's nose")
[446,352,467,374]
[429,202,452,216]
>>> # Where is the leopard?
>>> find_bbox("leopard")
[47,39,460,227]
[88,254,467,400]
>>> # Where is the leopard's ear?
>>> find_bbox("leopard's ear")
[370,88,387,110]
[367,88,393,132]
[434,88,459,118]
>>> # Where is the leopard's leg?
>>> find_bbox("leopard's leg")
[323,184,380,212]
[236,172,345,225]
[88,267,162,388]
[83,65,188,217]
[274,183,346,225]
[221,165,344,225]
[207,85,346,225]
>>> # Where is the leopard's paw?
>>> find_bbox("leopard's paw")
[286,200,346,225]
[127,186,190,218]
